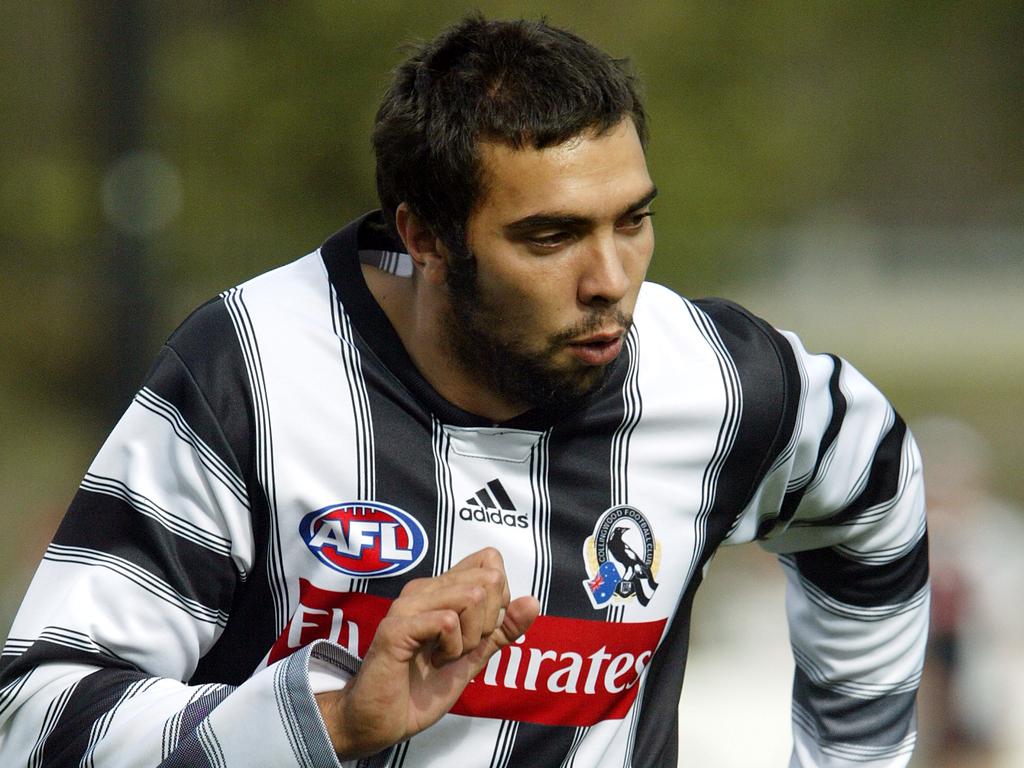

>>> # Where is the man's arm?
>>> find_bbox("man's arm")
[724,322,928,767]
[0,328,537,766]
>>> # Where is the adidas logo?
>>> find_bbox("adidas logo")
[459,479,529,529]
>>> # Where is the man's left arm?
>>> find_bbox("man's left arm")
[726,326,928,768]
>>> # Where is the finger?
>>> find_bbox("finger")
[493,595,540,647]
[393,568,509,641]
[380,608,465,666]
[448,546,505,575]
[461,594,540,678]
[396,567,505,605]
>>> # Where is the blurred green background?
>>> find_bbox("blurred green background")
[2,0,1022,763]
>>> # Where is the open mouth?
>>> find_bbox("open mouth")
[569,334,624,366]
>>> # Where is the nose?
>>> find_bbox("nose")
[577,232,631,307]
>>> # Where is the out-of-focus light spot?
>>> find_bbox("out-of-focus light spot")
[101,150,183,237]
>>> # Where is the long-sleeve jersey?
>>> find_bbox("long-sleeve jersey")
[0,211,928,767]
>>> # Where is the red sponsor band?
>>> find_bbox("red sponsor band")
[271,580,666,727]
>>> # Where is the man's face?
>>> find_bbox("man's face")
[443,118,656,412]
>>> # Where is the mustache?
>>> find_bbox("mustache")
[549,309,633,346]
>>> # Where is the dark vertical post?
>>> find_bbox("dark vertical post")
[87,0,156,420]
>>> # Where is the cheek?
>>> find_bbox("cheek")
[479,265,576,326]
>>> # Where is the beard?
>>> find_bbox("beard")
[443,246,631,414]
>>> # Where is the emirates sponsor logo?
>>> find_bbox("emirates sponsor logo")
[270,580,666,727]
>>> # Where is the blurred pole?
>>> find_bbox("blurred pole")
[86,0,157,421]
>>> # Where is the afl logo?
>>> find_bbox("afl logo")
[300,501,428,578]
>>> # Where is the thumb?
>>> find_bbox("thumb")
[493,595,540,648]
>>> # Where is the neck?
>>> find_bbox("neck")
[361,263,528,422]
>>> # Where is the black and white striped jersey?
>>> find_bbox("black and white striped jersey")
[0,211,928,767]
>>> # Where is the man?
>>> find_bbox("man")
[0,15,928,767]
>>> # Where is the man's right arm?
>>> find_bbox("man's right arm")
[0,341,344,766]
[0,333,538,765]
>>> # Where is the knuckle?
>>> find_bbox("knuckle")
[480,568,504,589]
[478,546,503,565]
[438,610,460,634]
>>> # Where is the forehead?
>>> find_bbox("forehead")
[472,119,652,223]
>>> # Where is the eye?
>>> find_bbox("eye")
[527,231,574,250]
[618,210,654,232]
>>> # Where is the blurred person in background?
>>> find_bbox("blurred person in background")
[915,417,1024,768]
[0,14,929,767]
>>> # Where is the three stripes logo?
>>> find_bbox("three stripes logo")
[458,478,529,529]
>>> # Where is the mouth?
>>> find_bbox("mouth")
[567,331,625,366]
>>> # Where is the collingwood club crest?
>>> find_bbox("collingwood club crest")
[582,505,661,609]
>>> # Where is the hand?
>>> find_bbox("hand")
[315,547,540,759]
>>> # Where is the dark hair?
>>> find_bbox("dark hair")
[372,14,648,251]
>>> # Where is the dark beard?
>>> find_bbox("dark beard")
[443,246,629,414]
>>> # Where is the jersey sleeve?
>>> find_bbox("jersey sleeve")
[723,314,928,767]
[0,301,359,766]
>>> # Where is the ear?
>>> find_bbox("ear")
[395,203,449,286]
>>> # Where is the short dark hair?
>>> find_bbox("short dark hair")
[372,14,648,251]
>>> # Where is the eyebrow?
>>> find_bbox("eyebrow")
[503,185,658,236]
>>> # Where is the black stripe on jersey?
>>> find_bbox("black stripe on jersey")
[351,340,443,597]
[787,531,929,608]
[52,488,236,615]
[504,340,633,767]
[693,299,803,528]
[35,668,148,768]
[792,666,918,751]
[773,354,848,533]
[631,571,700,768]
[797,414,908,529]
[81,474,234,558]
[634,299,802,766]
[160,296,255,481]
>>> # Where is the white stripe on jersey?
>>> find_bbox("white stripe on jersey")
[223,285,290,631]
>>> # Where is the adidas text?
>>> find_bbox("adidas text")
[459,506,529,528]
